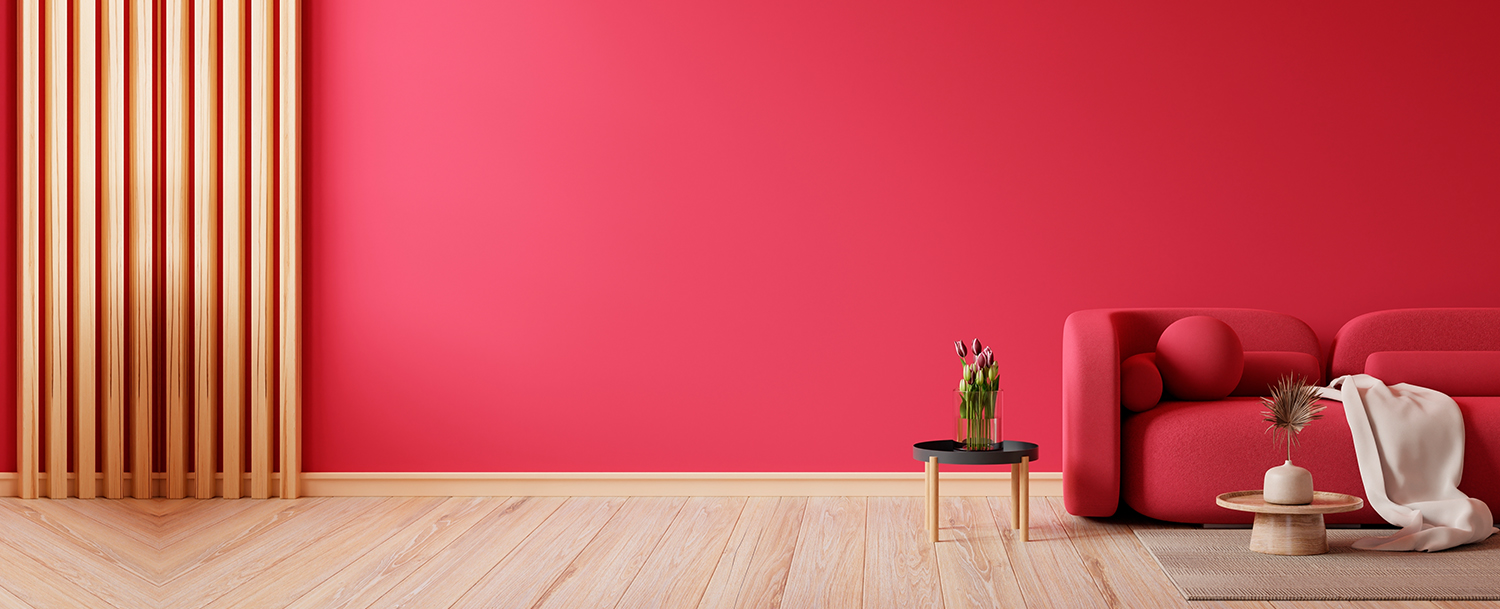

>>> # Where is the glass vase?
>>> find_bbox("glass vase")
[955,389,1001,451]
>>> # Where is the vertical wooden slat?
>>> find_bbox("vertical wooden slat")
[222,0,246,500]
[101,0,128,500]
[19,0,43,501]
[75,0,101,500]
[20,0,296,503]
[194,0,220,500]
[248,0,274,499]
[44,0,72,500]
[164,0,191,500]
[279,0,301,500]
[129,0,156,499]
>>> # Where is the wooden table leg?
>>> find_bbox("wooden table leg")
[929,456,939,542]
[1019,456,1029,542]
[924,458,933,534]
[1010,462,1020,529]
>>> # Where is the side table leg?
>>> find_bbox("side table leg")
[924,458,933,534]
[1010,463,1020,529]
[1019,456,1030,542]
[929,456,939,542]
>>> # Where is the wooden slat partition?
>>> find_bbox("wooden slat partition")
[194,0,221,500]
[127,0,154,500]
[102,0,128,500]
[44,0,70,500]
[19,0,42,501]
[279,0,301,500]
[16,0,301,500]
[248,0,273,500]
[75,0,101,501]
[164,0,191,500]
[222,0,246,500]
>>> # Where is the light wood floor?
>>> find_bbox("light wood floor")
[0,495,1494,608]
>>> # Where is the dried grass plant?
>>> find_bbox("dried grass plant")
[1261,375,1326,462]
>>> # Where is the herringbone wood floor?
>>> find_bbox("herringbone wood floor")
[0,495,1494,608]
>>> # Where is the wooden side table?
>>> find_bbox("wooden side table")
[1215,490,1364,555]
[913,440,1040,542]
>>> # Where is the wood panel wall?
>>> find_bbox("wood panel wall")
[15,0,300,500]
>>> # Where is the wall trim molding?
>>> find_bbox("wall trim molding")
[299,472,1063,497]
[0,472,1062,498]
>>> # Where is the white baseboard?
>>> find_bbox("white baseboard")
[0,471,1062,498]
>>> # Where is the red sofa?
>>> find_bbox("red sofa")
[1063,307,1500,524]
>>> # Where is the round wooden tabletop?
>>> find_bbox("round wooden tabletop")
[1215,490,1364,515]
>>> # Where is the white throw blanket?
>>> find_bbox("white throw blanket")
[1317,374,1498,551]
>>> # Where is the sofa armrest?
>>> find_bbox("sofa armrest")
[1063,310,1122,517]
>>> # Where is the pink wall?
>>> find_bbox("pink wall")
[6,1,1500,473]
[0,1,14,471]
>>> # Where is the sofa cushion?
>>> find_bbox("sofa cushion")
[1123,397,1376,524]
[1366,351,1500,396]
[1155,316,1244,401]
[1230,351,1323,396]
[1121,353,1163,412]
[1122,395,1500,524]
[1456,396,1500,517]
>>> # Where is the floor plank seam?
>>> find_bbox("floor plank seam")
[1047,498,1117,608]
[772,497,810,609]
[688,498,750,609]
[860,498,871,609]
[518,497,628,609]
[183,498,364,608]
[605,498,691,609]
[159,497,335,588]
[986,497,1031,609]
[416,496,567,609]
[205,497,436,609]
[527,499,608,609]
[284,497,507,609]
[925,497,945,609]
[0,534,117,609]
[739,496,806,609]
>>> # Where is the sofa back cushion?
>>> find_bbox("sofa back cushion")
[1231,351,1323,396]
[1121,353,1164,412]
[1330,308,1500,378]
[1365,351,1500,396]
[1155,316,1245,400]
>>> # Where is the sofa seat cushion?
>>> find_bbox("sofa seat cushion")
[1123,396,1500,524]
[1124,397,1372,524]
[1456,396,1500,515]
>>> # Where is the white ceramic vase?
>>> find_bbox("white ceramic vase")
[1263,460,1314,505]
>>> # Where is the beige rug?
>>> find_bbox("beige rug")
[1135,528,1500,600]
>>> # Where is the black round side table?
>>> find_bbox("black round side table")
[913,440,1040,542]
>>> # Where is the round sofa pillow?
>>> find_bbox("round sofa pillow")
[1155,316,1244,401]
[1120,352,1163,412]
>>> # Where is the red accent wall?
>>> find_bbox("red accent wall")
[8,1,1500,473]
[1,0,14,471]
